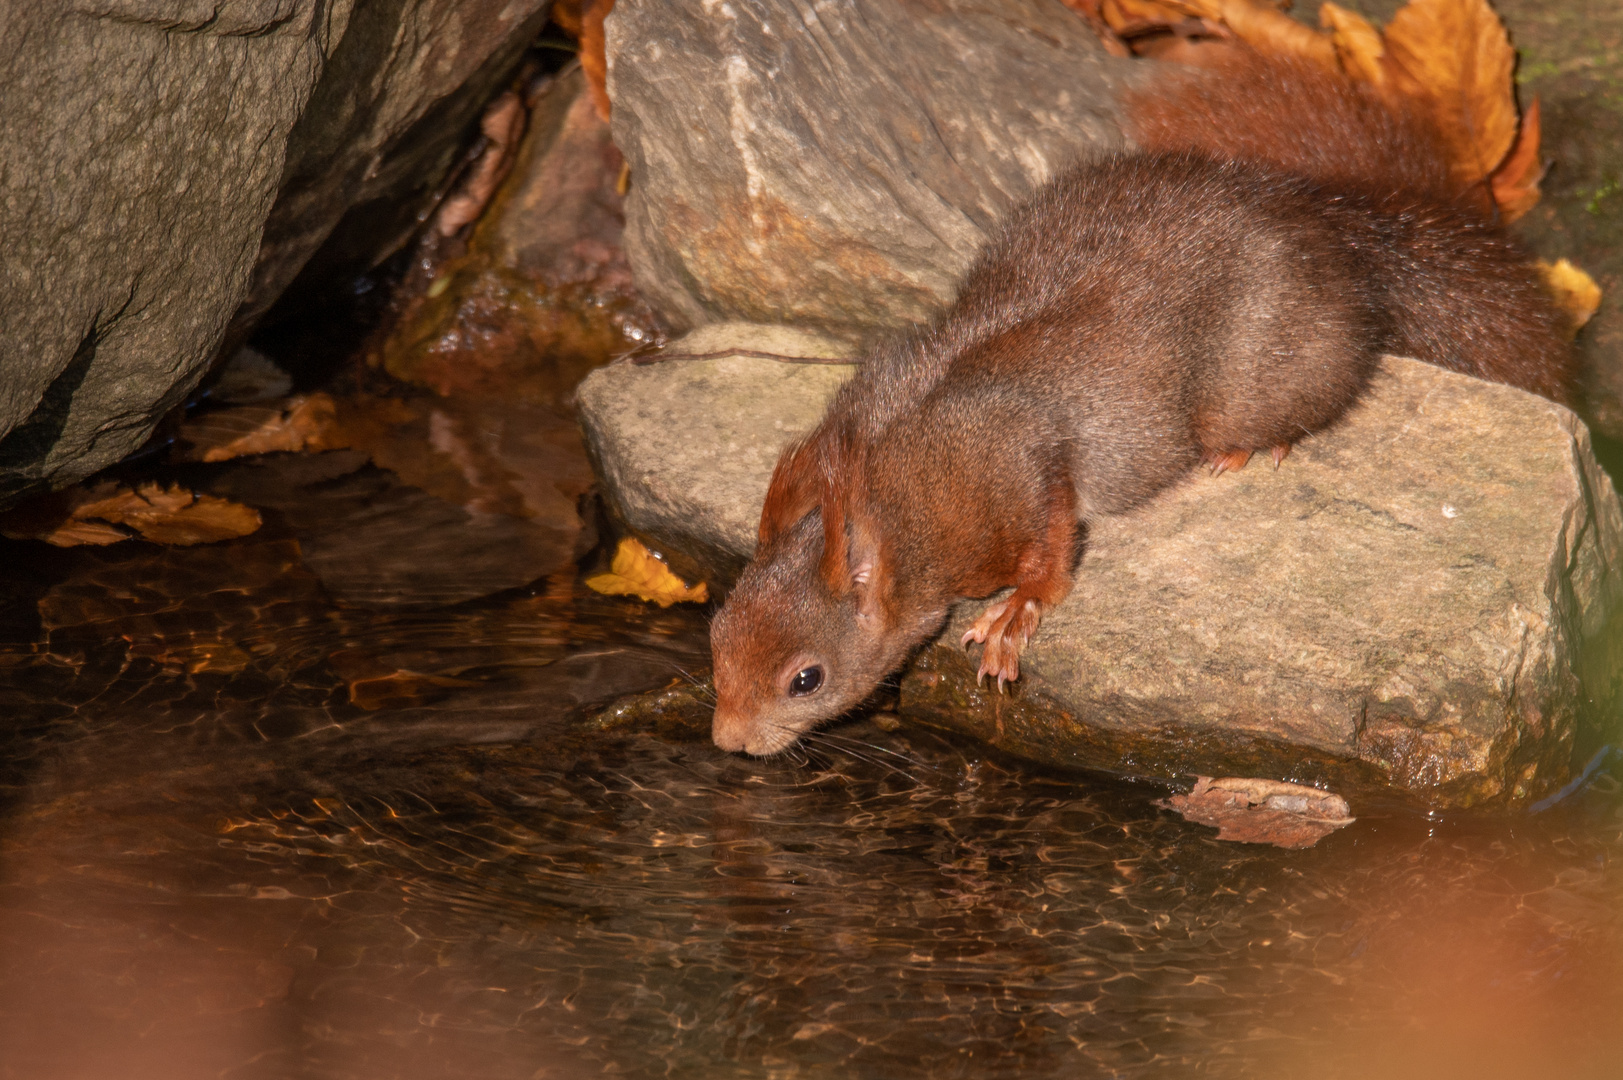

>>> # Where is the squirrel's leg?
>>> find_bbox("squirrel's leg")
[961,480,1078,691]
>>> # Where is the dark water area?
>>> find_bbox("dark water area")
[2,453,1622,1080]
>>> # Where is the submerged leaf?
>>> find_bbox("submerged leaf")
[586,538,709,607]
[1158,775,1355,849]
[0,482,261,548]
[180,393,339,463]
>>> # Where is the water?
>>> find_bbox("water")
[2,446,1621,1080]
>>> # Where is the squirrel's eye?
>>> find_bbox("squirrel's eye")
[788,666,824,697]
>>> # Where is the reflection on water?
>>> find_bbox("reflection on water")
[2,458,1622,1080]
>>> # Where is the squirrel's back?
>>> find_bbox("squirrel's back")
[1122,54,1574,404]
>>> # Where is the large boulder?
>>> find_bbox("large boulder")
[0,0,551,505]
[604,0,1138,341]
[577,330,1623,807]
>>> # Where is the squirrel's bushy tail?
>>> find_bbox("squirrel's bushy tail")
[1123,54,1575,405]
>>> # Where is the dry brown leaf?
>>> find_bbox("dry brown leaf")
[180,393,339,463]
[1490,97,1544,222]
[1381,0,1517,188]
[435,91,528,238]
[1157,775,1355,849]
[0,481,262,548]
[1319,2,1389,88]
[1056,0,1134,56]
[1536,258,1603,338]
[100,483,263,546]
[586,537,709,607]
[1193,0,1339,68]
[1100,0,1196,29]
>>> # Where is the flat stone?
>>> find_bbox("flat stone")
[577,325,1623,806]
[577,323,855,580]
[604,0,1139,340]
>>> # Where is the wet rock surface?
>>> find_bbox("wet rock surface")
[579,341,1623,806]
[606,0,1139,340]
[0,0,550,505]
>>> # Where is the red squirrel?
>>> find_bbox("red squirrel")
[709,57,1576,755]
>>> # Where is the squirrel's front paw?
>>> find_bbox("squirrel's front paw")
[963,597,1043,692]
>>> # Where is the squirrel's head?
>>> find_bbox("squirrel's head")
[710,510,936,755]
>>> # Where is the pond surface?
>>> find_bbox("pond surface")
[2,452,1622,1080]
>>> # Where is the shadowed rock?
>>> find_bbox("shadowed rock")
[0,0,551,505]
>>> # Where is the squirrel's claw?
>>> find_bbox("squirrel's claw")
[1204,448,1252,476]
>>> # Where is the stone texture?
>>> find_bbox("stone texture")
[576,332,1623,806]
[238,0,555,331]
[576,323,854,581]
[0,0,550,506]
[604,0,1138,341]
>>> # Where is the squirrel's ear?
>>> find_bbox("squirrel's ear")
[847,514,887,623]
[824,497,886,622]
[758,437,822,546]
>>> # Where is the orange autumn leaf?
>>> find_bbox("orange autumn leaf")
[0,482,261,548]
[586,537,708,607]
[1195,0,1338,68]
[1319,2,1391,89]
[180,393,339,463]
[1380,0,1518,189]
[1490,96,1544,223]
[554,0,614,121]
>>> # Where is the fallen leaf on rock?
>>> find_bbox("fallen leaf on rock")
[587,537,709,607]
[179,393,339,463]
[1197,0,1337,67]
[1536,258,1603,337]
[0,482,262,547]
[1094,0,1539,219]
[1319,1,1391,89]
[1381,0,1517,190]
[1157,775,1355,849]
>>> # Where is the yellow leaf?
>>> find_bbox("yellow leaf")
[1320,2,1387,88]
[1381,0,1518,187]
[1536,258,1603,339]
[1198,0,1339,69]
[586,537,709,607]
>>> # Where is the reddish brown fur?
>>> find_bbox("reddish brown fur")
[710,57,1575,756]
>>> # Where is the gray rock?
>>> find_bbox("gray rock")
[576,330,1623,806]
[577,323,855,581]
[0,0,549,505]
[604,0,1137,340]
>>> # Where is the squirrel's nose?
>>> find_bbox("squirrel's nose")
[711,705,751,753]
